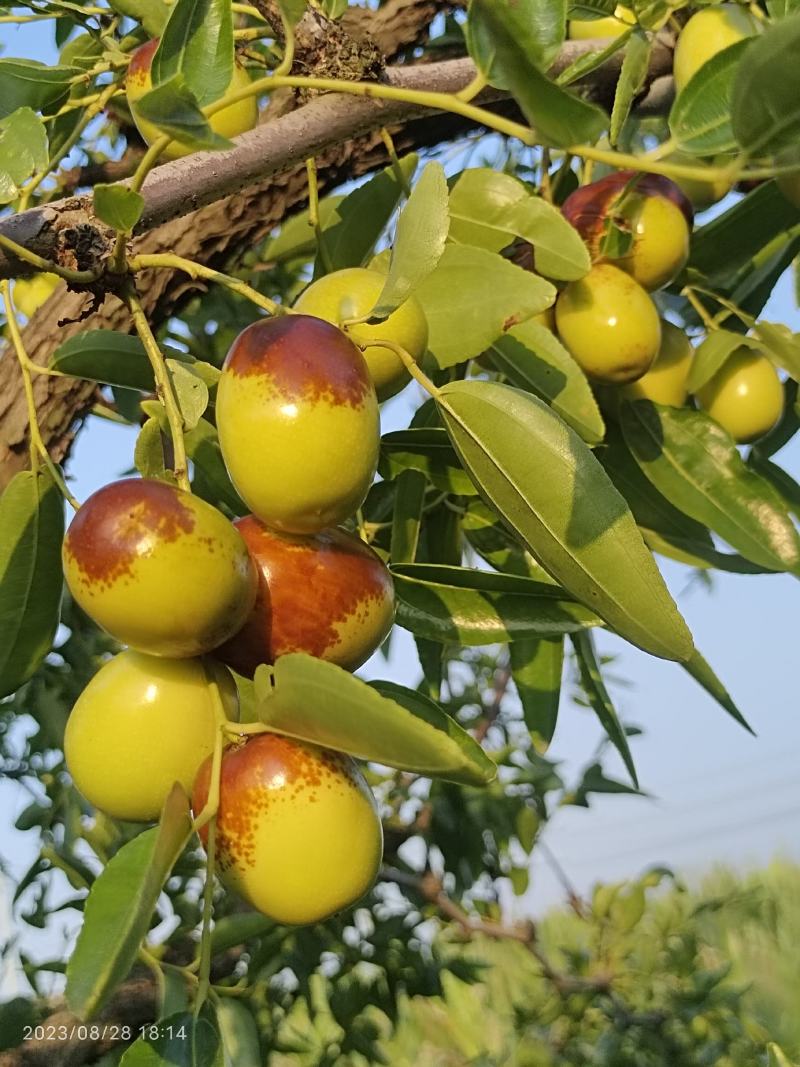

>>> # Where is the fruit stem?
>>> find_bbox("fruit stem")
[192,717,226,833]
[362,338,442,399]
[305,157,334,275]
[129,253,284,316]
[124,284,192,492]
[681,286,718,331]
[379,127,412,196]
[0,233,99,285]
[1,281,81,509]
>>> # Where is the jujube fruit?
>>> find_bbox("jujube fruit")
[66,651,236,822]
[13,273,60,318]
[63,478,257,657]
[555,263,662,384]
[293,268,429,401]
[192,732,382,925]
[694,347,784,443]
[126,38,258,161]
[622,320,693,407]
[568,5,635,39]
[216,315,380,535]
[673,5,761,93]
[667,152,733,210]
[216,517,395,677]
[562,171,693,292]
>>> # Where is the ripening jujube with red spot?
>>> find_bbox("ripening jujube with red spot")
[216,315,380,535]
[562,171,693,292]
[62,478,257,657]
[192,732,382,925]
[215,517,395,677]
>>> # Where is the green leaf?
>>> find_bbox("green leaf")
[572,630,637,787]
[166,359,209,430]
[255,653,496,786]
[316,154,418,275]
[610,30,650,146]
[510,636,563,750]
[390,469,426,564]
[0,61,78,120]
[556,28,632,87]
[0,108,48,204]
[752,320,800,382]
[380,428,478,496]
[683,649,754,734]
[93,184,145,233]
[466,0,566,76]
[119,1013,219,1067]
[134,417,167,480]
[462,498,550,578]
[731,13,800,156]
[670,39,752,156]
[767,1044,797,1067]
[217,1000,262,1067]
[467,0,607,147]
[621,400,800,574]
[185,419,247,514]
[66,787,193,1019]
[369,162,449,321]
[266,195,345,262]
[450,169,589,280]
[50,330,207,392]
[0,470,64,700]
[485,320,604,444]
[686,330,763,393]
[276,0,307,24]
[748,451,800,520]
[437,380,694,661]
[391,562,602,644]
[135,73,233,153]
[105,0,169,36]
[152,0,234,107]
[416,245,555,369]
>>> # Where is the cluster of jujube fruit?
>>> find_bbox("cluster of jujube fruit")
[61,278,428,925]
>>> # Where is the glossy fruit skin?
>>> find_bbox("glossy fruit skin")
[192,733,382,925]
[555,263,662,384]
[562,171,693,292]
[695,348,784,443]
[294,268,429,401]
[217,315,380,535]
[13,273,59,318]
[66,651,237,822]
[673,5,761,92]
[63,478,257,657]
[126,39,257,161]
[216,517,395,676]
[622,320,694,407]
[568,5,635,39]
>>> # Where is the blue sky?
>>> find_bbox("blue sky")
[1,12,799,994]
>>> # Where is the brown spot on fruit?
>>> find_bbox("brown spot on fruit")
[562,170,694,232]
[215,517,394,676]
[223,315,372,408]
[63,478,195,586]
[127,37,158,88]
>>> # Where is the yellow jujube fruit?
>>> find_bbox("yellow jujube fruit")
[695,347,784,443]
[623,320,693,407]
[568,5,636,39]
[673,5,761,93]
[65,651,237,822]
[13,273,60,318]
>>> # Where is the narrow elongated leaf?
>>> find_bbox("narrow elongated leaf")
[731,13,800,156]
[621,400,800,574]
[683,649,754,733]
[50,330,207,392]
[462,498,551,579]
[610,30,650,146]
[486,320,604,444]
[120,1013,219,1067]
[670,39,752,155]
[437,381,693,661]
[416,245,555,368]
[217,1000,262,1067]
[152,0,234,106]
[391,562,602,644]
[380,428,477,495]
[66,788,193,1019]
[572,631,637,786]
[510,636,563,750]
[369,162,449,320]
[686,330,763,393]
[255,654,495,786]
[467,0,607,147]
[0,471,64,699]
[748,451,800,520]
[390,469,426,564]
[0,61,77,119]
